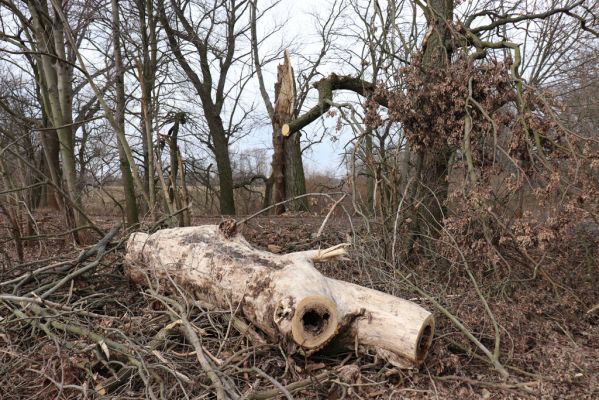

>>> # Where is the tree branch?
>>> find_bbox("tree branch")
[284,74,386,134]
[469,0,584,34]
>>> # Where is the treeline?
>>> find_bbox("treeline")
[0,0,597,250]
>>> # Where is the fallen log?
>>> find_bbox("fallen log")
[125,221,434,368]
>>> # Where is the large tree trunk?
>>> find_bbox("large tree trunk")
[365,128,375,214]
[270,52,291,214]
[270,128,285,214]
[28,0,84,241]
[34,69,62,210]
[39,127,61,210]
[404,0,454,252]
[125,223,435,368]
[51,10,84,230]
[271,51,308,213]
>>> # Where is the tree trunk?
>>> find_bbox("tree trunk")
[272,51,308,213]
[125,223,434,368]
[35,68,62,210]
[112,0,139,227]
[137,0,157,217]
[176,148,191,226]
[158,1,236,216]
[209,118,236,215]
[365,129,375,214]
[40,127,61,210]
[51,10,84,230]
[283,131,308,211]
[270,127,285,214]
[165,113,191,226]
[405,0,454,250]
[28,0,84,241]
[407,147,452,248]
[0,161,24,262]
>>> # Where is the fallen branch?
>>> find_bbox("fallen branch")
[246,370,332,400]
[125,221,434,368]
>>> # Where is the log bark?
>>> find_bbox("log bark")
[125,222,434,368]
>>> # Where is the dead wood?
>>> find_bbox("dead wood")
[125,221,434,368]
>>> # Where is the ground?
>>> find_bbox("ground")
[0,211,598,399]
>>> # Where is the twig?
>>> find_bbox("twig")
[246,371,331,400]
[34,225,121,300]
[0,260,72,288]
[0,294,109,318]
[391,177,413,263]
[316,194,347,238]
[179,315,229,400]
[299,243,351,263]
[192,296,266,345]
[238,192,346,225]
[149,205,191,232]
[76,224,121,263]
[434,375,538,394]
[251,367,294,400]
[586,304,599,314]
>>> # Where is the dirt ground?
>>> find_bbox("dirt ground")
[1,211,598,399]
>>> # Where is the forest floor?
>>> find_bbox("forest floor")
[0,210,598,399]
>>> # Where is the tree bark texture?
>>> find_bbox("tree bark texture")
[125,223,435,368]
[34,67,62,210]
[283,131,308,211]
[136,0,158,215]
[166,113,191,226]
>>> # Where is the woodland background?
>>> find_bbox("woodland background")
[0,0,598,398]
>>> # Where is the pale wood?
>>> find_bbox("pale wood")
[274,50,295,120]
[125,224,434,367]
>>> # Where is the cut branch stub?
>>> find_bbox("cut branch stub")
[125,225,434,367]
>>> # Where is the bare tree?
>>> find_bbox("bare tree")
[279,0,596,252]
[250,0,343,213]
[0,0,104,240]
[111,0,139,226]
[158,0,257,215]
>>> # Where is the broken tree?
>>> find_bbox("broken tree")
[125,222,434,367]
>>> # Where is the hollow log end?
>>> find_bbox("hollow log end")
[290,296,339,350]
[415,314,435,363]
[374,313,434,369]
